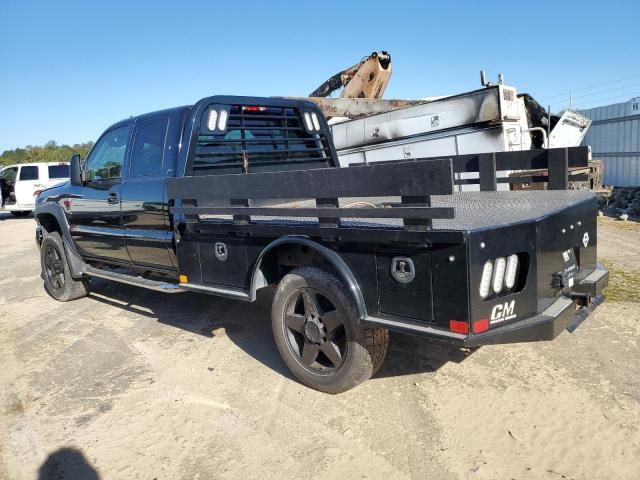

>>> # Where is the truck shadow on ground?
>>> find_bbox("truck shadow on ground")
[87,279,477,382]
[38,447,100,480]
[0,211,32,221]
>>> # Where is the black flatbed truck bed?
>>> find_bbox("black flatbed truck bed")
[35,95,608,393]
[166,147,607,346]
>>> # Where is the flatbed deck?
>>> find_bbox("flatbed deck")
[422,190,594,231]
[199,190,595,233]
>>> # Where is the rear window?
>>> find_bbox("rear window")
[19,166,39,181]
[48,164,70,179]
[187,105,332,175]
[131,117,168,177]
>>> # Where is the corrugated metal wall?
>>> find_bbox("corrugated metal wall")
[579,98,640,186]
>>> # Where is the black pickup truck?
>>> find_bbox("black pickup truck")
[34,96,608,393]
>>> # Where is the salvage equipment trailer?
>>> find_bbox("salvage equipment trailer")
[34,96,608,393]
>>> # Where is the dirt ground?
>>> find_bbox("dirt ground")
[1,212,638,480]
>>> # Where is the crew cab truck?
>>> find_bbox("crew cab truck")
[34,96,608,393]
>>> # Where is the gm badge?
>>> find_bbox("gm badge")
[391,257,415,284]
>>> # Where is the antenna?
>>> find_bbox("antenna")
[480,70,489,87]
[480,70,501,87]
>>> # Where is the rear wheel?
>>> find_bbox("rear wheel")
[11,210,31,217]
[40,232,89,301]
[272,266,389,394]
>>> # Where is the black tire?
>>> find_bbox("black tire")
[271,266,389,394]
[366,326,389,376]
[11,210,31,217]
[40,232,89,301]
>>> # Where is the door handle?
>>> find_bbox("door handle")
[107,192,119,204]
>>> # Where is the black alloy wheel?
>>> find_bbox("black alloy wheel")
[43,242,65,294]
[39,231,89,301]
[282,287,348,374]
[271,266,389,394]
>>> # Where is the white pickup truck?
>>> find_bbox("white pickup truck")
[0,162,69,216]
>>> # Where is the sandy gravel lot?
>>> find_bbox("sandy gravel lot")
[1,212,638,480]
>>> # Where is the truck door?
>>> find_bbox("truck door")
[14,165,42,206]
[0,166,18,206]
[121,116,174,269]
[69,125,132,261]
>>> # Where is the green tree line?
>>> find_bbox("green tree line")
[0,140,94,167]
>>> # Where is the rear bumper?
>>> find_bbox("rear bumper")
[464,294,604,347]
[464,264,608,347]
[362,264,608,347]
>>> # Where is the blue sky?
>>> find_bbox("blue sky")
[1,0,639,152]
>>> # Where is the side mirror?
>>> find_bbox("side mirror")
[70,154,82,186]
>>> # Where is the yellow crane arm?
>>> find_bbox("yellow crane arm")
[309,51,392,99]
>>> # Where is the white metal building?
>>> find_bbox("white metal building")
[579,97,640,186]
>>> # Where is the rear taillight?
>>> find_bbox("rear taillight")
[505,254,519,289]
[473,319,489,333]
[492,257,507,294]
[479,261,493,298]
[449,320,468,334]
[480,254,522,299]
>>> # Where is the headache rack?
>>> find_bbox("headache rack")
[169,147,590,241]
[187,104,334,175]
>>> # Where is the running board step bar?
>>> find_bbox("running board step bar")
[83,266,183,293]
[179,282,252,301]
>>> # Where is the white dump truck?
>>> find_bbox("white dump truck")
[299,55,593,190]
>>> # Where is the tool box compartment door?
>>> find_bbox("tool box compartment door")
[376,251,433,322]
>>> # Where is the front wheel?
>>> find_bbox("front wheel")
[40,232,89,301]
[271,266,389,394]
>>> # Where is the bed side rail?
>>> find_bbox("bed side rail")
[167,158,454,231]
[456,146,590,191]
[350,146,590,191]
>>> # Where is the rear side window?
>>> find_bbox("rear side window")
[131,117,168,177]
[19,166,39,181]
[48,164,70,179]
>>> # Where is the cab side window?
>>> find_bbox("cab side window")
[130,117,168,177]
[84,126,131,182]
[19,166,39,181]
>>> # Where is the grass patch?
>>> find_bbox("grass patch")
[601,261,640,303]
[598,216,640,231]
